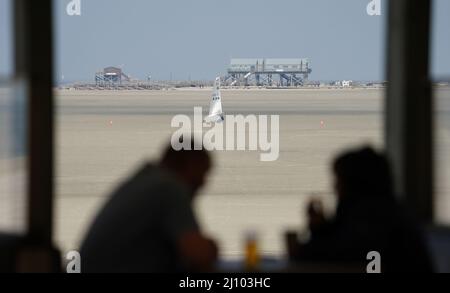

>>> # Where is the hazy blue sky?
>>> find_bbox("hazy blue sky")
[0,0,11,78]
[1,0,449,82]
[54,0,387,82]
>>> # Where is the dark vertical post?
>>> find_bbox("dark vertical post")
[14,0,54,247]
[386,0,433,221]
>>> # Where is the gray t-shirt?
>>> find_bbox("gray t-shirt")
[80,164,199,273]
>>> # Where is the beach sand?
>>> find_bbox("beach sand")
[0,86,447,258]
[54,88,387,258]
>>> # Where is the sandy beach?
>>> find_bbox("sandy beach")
[53,87,450,258]
[3,87,449,259]
[4,88,450,258]
[54,88,387,258]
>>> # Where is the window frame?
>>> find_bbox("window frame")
[5,0,437,271]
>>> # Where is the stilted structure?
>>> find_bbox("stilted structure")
[226,58,312,87]
[95,67,130,87]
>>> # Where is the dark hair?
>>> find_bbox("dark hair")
[160,136,211,170]
[333,147,393,199]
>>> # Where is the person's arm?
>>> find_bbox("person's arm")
[288,199,333,261]
[308,199,327,232]
[162,184,218,272]
[177,231,218,272]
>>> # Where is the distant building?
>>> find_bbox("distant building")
[226,58,312,87]
[95,67,130,86]
[342,80,353,87]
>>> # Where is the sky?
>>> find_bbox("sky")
[0,0,11,78]
[1,0,449,82]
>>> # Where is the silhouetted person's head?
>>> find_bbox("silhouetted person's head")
[333,147,393,200]
[159,138,212,198]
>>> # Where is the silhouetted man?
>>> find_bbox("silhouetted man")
[289,147,432,272]
[80,140,217,273]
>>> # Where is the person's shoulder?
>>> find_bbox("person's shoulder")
[110,163,169,198]
[146,166,191,201]
[111,163,190,203]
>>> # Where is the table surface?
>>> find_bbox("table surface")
[216,257,366,273]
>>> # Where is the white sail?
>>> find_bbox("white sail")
[205,77,224,123]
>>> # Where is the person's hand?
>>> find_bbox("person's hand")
[205,237,219,262]
[307,199,326,230]
[178,231,218,272]
[285,231,300,260]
